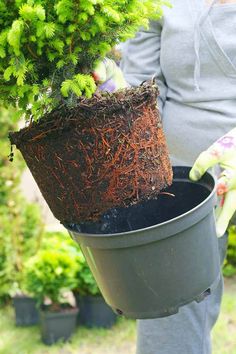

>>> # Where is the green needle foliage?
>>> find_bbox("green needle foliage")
[0,0,168,121]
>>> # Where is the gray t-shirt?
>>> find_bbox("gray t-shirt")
[120,0,236,166]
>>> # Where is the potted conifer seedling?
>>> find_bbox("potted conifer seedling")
[25,250,79,345]
[41,231,117,327]
[3,0,172,224]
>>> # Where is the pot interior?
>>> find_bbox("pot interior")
[69,168,214,235]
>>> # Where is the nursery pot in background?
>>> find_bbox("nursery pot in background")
[75,294,117,328]
[13,295,39,326]
[40,307,78,345]
[67,167,220,319]
[9,83,172,224]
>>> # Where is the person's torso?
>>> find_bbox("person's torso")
[160,0,236,165]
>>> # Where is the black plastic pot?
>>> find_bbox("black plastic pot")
[40,307,78,345]
[13,295,39,326]
[67,167,220,319]
[75,294,117,328]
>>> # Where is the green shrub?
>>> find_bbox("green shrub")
[42,231,76,254]
[0,107,44,302]
[42,231,100,296]
[25,249,79,307]
[223,226,236,278]
[0,0,168,120]
[0,200,43,297]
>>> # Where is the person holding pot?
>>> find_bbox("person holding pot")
[93,0,236,353]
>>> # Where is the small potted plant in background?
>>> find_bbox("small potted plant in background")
[42,231,117,328]
[73,248,117,328]
[24,249,79,345]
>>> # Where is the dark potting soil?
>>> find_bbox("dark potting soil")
[9,82,173,223]
[41,303,77,313]
[69,181,210,234]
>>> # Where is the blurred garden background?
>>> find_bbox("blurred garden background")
[1,106,236,354]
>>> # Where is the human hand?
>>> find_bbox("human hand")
[189,128,236,237]
[93,58,128,92]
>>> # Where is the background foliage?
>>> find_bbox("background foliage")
[25,248,79,306]
[42,232,100,297]
[223,226,236,277]
[0,108,43,303]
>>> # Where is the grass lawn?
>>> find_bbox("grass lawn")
[0,277,235,354]
[212,277,236,354]
[0,308,136,354]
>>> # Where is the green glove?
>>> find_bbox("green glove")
[189,128,236,237]
[93,58,128,92]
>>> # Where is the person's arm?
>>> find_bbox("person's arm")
[190,128,236,237]
[120,20,167,115]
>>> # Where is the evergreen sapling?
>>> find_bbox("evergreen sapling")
[0,0,169,121]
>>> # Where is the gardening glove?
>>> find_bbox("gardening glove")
[93,58,129,92]
[189,128,236,237]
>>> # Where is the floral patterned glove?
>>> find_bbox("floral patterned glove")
[93,58,128,92]
[189,128,236,237]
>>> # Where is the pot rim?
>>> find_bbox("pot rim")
[65,166,216,238]
[40,306,79,318]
